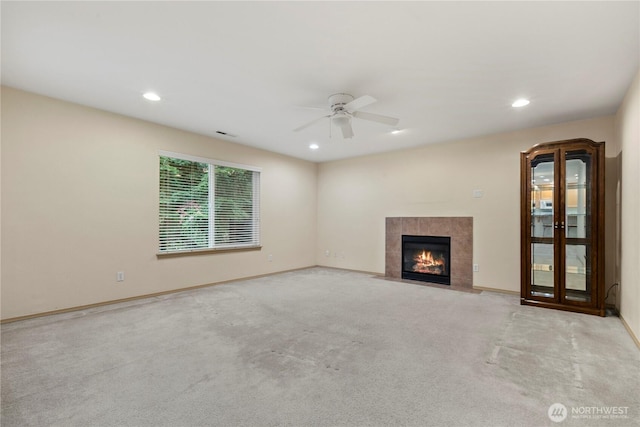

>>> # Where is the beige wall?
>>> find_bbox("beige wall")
[615,69,640,341]
[316,116,616,294]
[1,87,318,319]
[1,83,631,323]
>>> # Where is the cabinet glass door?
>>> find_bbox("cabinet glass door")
[564,152,592,303]
[529,154,555,298]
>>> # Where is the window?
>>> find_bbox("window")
[159,151,260,254]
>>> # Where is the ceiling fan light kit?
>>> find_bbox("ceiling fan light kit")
[294,93,399,139]
[331,113,352,139]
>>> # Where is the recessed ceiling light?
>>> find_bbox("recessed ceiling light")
[309,143,319,150]
[143,92,161,101]
[391,129,402,135]
[512,98,530,108]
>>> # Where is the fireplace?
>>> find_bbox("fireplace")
[402,235,451,285]
[386,217,472,289]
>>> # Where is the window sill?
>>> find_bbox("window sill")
[156,245,262,258]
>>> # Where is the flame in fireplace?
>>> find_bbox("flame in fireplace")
[419,250,432,264]
[413,250,446,275]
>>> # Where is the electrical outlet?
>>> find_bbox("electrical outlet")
[268,254,273,262]
[473,264,479,272]
[325,250,330,257]
[116,271,125,282]
[473,189,484,198]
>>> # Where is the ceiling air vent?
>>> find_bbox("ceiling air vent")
[216,130,237,138]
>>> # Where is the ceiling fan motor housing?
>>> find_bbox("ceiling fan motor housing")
[329,93,355,112]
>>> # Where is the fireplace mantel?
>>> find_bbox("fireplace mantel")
[385,217,473,289]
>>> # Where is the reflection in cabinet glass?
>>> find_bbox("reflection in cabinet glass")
[520,138,605,316]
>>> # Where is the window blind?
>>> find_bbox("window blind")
[213,165,260,247]
[159,152,260,253]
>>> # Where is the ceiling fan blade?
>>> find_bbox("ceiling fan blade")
[352,110,399,127]
[344,95,376,112]
[340,121,354,139]
[293,114,330,132]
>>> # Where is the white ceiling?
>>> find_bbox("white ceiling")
[2,1,638,163]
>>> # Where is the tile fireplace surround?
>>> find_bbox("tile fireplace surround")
[385,217,473,289]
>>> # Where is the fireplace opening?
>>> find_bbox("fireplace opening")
[402,235,451,285]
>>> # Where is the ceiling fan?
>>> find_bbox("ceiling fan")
[293,93,399,139]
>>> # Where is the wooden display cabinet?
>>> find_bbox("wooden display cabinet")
[520,138,605,316]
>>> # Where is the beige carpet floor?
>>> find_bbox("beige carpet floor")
[2,267,638,426]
